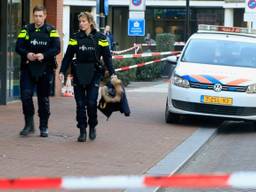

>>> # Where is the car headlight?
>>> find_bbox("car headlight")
[172,74,190,88]
[246,83,256,94]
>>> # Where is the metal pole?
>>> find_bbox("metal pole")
[185,0,190,41]
[99,13,105,33]
[99,0,105,33]
[248,21,252,33]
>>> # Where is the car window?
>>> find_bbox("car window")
[181,38,256,68]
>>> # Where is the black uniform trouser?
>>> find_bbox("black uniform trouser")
[20,69,53,120]
[73,73,102,129]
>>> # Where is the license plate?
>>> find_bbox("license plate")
[200,95,233,105]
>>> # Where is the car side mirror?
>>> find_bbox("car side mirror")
[166,55,178,63]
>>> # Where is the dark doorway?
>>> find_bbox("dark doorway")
[0,0,7,104]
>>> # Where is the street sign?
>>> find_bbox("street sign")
[129,0,146,11]
[245,0,256,13]
[244,12,256,21]
[128,19,145,36]
[129,11,145,19]
[244,0,256,21]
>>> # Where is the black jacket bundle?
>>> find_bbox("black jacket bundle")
[98,80,131,119]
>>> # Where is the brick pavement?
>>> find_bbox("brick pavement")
[0,81,197,191]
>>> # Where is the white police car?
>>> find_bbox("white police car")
[165,25,256,125]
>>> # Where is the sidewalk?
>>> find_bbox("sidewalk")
[0,80,196,191]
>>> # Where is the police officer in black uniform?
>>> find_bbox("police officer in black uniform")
[16,5,60,137]
[59,11,117,142]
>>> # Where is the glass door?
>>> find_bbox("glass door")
[6,0,22,102]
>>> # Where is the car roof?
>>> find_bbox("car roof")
[189,32,256,43]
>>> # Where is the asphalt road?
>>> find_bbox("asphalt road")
[164,121,256,192]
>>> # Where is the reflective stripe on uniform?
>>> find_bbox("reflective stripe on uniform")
[98,40,109,47]
[50,30,60,37]
[68,38,78,46]
[17,29,27,38]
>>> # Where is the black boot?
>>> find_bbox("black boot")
[77,127,86,142]
[20,116,35,136]
[89,126,96,140]
[39,118,48,137]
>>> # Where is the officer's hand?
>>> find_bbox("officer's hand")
[35,53,44,61]
[59,73,65,84]
[27,52,36,61]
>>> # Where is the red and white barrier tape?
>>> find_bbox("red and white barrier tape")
[1,172,256,190]
[112,45,138,55]
[112,51,180,60]
[136,43,157,47]
[111,43,157,55]
[115,57,167,72]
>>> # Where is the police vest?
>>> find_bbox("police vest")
[76,35,97,63]
[68,31,109,85]
[74,36,97,86]
[21,24,56,53]
[19,24,58,79]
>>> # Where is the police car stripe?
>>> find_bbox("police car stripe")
[69,39,78,46]
[182,75,199,83]
[202,75,221,84]
[98,40,109,47]
[50,30,60,37]
[226,79,248,86]
[191,75,211,84]
[183,74,250,86]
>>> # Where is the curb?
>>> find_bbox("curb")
[125,127,217,192]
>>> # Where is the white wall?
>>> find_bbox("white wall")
[224,8,234,27]
[63,5,70,55]
[64,0,224,7]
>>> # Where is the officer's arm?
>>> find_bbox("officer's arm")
[99,39,116,76]
[60,38,76,75]
[15,29,29,58]
[43,29,61,59]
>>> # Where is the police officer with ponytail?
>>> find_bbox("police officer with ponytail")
[59,12,117,142]
[16,5,60,137]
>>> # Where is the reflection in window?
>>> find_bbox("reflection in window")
[7,0,22,100]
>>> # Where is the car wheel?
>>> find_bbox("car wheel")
[165,99,179,124]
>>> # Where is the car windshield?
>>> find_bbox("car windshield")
[181,38,256,68]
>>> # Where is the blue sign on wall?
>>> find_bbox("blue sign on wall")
[128,19,145,36]
[104,0,109,15]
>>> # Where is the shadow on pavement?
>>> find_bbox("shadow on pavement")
[218,120,255,134]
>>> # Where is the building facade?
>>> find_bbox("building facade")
[63,0,246,51]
